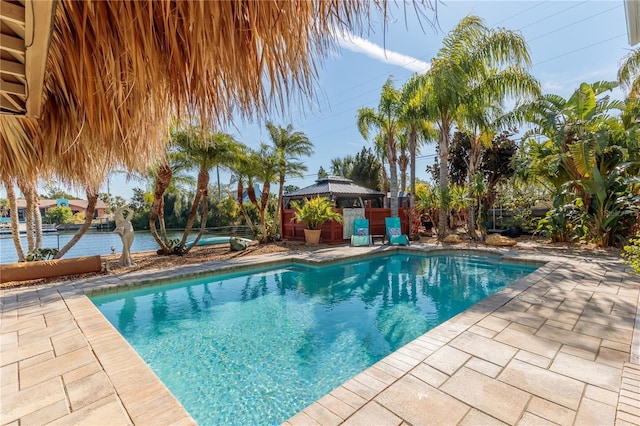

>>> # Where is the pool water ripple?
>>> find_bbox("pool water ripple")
[91,254,538,425]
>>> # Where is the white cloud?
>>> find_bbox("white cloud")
[335,30,431,74]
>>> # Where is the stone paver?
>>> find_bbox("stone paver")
[1,244,638,425]
[441,367,530,424]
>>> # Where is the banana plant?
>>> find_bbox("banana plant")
[576,162,640,247]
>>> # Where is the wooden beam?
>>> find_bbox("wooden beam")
[0,78,26,96]
[0,33,24,55]
[0,1,26,26]
[0,59,25,77]
[25,0,56,117]
[0,93,24,113]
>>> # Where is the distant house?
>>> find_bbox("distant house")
[10,198,107,222]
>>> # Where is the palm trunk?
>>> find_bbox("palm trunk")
[386,134,399,217]
[3,177,25,262]
[399,152,408,195]
[237,180,256,233]
[18,179,35,253]
[259,182,271,243]
[467,139,482,240]
[149,164,172,254]
[184,185,209,253]
[380,159,389,192]
[34,191,43,249]
[438,121,451,240]
[276,172,285,234]
[54,189,98,259]
[180,169,208,248]
[409,128,417,208]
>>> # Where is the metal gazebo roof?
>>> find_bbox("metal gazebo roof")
[284,176,384,199]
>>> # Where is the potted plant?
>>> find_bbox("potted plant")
[290,196,343,244]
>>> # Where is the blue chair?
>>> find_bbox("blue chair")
[385,217,409,246]
[351,218,372,246]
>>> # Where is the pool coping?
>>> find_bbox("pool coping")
[1,243,639,425]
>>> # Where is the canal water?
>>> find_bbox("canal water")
[0,231,232,264]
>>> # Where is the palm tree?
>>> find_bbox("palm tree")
[174,126,243,252]
[232,144,279,243]
[230,150,259,236]
[618,47,640,98]
[418,15,536,239]
[330,156,354,177]
[399,75,438,211]
[1,176,25,262]
[358,77,402,217]
[266,122,313,231]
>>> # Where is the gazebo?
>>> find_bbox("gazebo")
[281,176,408,244]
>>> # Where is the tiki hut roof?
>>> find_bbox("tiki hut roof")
[0,0,390,187]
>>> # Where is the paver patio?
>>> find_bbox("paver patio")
[1,244,639,425]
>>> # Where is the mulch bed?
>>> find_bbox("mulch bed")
[0,235,622,290]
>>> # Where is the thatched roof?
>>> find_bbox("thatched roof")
[1,0,392,188]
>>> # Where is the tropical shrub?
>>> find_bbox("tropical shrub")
[290,196,343,230]
[26,247,59,261]
[622,232,640,274]
[536,202,584,243]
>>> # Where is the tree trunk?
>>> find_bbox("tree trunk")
[237,180,256,234]
[466,139,482,241]
[149,164,172,254]
[17,179,35,253]
[380,159,389,193]
[179,169,208,248]
[438,122,450,240]
[276,172,285,235]
[184,185,209,254]
[258,182,271,243]
[386,134,399,218]
[409,128,417,208]
[34,191,43,249]
[399,152,408,195]
[54,189,98,259]
[3,177,25,262]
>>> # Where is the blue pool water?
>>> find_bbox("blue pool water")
[91,253,538,425]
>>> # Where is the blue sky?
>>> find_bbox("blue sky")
[103,1,633,200]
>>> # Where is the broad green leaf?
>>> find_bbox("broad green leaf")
[567,82,596,120]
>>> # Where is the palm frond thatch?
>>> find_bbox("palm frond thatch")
[1,0,391,187]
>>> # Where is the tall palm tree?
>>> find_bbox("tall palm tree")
[458,58,540,239]
[418,14,535,239]
[400,75,438,211]
[358,77,402,217]
[266,122,313,231]
[174,126,242,252]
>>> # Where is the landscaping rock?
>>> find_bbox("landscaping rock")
[443,234,463,244]
[230,237,248,251]
[486,234,517,247]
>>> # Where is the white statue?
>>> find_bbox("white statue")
[114,206,135,267]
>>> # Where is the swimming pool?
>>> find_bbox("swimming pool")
[91,253,538,425]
